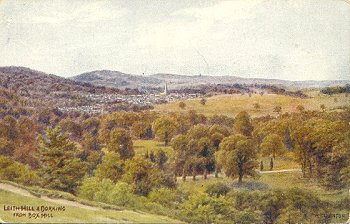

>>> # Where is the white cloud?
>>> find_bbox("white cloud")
[1,1,129,24]
[0,0,349,80]
[173,0,262,21]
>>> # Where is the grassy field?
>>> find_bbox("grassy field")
[0,189,181,223]
[259,153,300,170]
[154,93,350,117]
[177,170,348,202]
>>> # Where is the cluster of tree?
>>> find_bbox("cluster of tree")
[77,179,345,224]
[321,84,350,95]
[0,96,349,224]
[253,110,350,189]
[255,84,308,98]
[171,124,231,181]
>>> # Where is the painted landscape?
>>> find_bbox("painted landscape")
[0,66,349,223]
[1,1,350,223]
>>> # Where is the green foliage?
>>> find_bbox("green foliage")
[321,84,350,95]
[122,156,170,195]
[234,111,253,137]
[179,101,186,109]
[95,152,124,182]
[205,182,230,197]
[106,128,134,160]
[38,126,88,193]
[148,187,177,208]
[0,156,39,185]
[260,134,285,159]
[77,177,101,200]
[131,121,153,139]
[179,193,234,223]
[93,179,115,202]
[109,182,137,207]
[216,134,258,183]
[153,116,178,146]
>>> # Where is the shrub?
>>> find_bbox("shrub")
[0,156,39,185]
[148,187,177,208]
[205,182,230,197]
[180,193,234,223]
[109,182,136,207]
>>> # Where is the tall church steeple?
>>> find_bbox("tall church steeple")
[164,83,168,95]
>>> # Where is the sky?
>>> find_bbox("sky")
[0,0,349,80]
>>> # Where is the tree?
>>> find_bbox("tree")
[95,152,124,182]
[106,128,134,160]
[153,116,178,146]
[320,104,326,112]
[260,134,285,160]
[131,121,153,139]
[216,135,258,183]
[209,114,234,127]
[253,103,261,110]
[296,105,305,112]
[171,134,189,181]
[59,118,82,140]
[122,156,168,195]
[0,155,39,185]
[0,137,14,156]
[200,98,207,105]
[270,158,274,171]
[234,111,253,137]
[14,117,39,168]
[156,150,168,170]
[209,125,231,178]
[179,101,186,109]
[37,127,87,193]
[273,106,282,116]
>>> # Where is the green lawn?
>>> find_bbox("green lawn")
[259,154,300,170]
[0,190,181,223]
[154,93,350,117]
[177,170,347,202]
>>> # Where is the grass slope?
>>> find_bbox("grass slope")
[0,188,180,223]
[154,93,350,117]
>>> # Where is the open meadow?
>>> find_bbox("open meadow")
[154,93,350,117]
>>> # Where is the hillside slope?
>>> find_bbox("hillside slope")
[71,70,162,89]
[0,66,119,98]
[71,69,350,90]
[0,182,181,223]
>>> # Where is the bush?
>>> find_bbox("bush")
[179,193,234,223]
[205,182,230,197]
[109,182,137,207]
[148,187,177,208]
[93,179,115,202]
[0,156,39,185]
[77,177,101,200]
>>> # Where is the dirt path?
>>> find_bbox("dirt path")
[0,183,100,211]
[258,168,302,174]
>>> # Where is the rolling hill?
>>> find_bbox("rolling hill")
[0,66,120,98]
[0,182,180,223]
[71,70,350,90]
[71,70,162,89]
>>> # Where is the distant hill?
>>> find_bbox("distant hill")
[0,66,119,98]
[151,73,350,89]
[71,70,162,89]
[71,70,349,90]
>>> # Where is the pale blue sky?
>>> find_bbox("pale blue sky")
[0,0,349,80]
